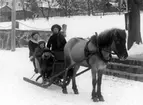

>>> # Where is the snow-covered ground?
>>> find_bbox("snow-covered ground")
[0,13,143,105]
[0,48,143,105]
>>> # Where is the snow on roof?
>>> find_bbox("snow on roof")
[0,3,23,11]
[37,0,59,8]
[0,5,7,9]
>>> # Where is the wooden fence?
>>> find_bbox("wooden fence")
[0,24,67,50]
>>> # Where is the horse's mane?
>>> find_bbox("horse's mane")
[90,28,126,48]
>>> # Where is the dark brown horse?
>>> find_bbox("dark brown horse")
[62,28,128,102]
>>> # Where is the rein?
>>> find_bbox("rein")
[48,56,91,81]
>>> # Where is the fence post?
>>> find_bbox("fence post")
[11,0,16,51]
[62,24,67,37]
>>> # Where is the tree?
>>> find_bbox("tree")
[87,0,91,15]
[127,0,142,50]
[19,0,38,19]
[0,0,5,7]
[55,0,68,16]
[55,0,77,16]
[27,0,39,17]
[20,0,27,20]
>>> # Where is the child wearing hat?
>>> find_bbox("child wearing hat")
[47,24,67,51]
[28,32,39,61]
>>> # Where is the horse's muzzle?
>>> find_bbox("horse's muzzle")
[119,52,128,60]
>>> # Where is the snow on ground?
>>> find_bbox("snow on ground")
[0,13,143,105]
[0,48,143,105]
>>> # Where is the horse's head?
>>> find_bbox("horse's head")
[111,29,128,60]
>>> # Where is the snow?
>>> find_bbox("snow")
[0,13,143,105]
[0,48,143,105]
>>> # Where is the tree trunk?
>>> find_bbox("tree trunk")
[87,0,91,16]
[127,0,142,50]
[39,7,46,18]
[91,1,94,15]
[65,0,68,16]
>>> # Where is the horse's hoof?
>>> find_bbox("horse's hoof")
[98,96,105,102]
[62,89,68,94]
[74,90,79,94]
[92,97,99,102]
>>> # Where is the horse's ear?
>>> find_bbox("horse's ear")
[95,32,98,36]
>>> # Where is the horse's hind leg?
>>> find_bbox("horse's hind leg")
[61,55,71,94]
[97,70,104,101]
[72,65,80,94]
[91,68,98,102]
[62,69,68,94]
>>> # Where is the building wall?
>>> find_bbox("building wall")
[0,5,34,22]
[0,6,11,22]
[16,11,34,20]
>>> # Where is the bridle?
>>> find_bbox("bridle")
[84,32,121,65]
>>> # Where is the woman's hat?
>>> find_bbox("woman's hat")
[51,24,61,32]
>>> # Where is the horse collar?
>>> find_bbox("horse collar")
[84,38,112,65]
[84,40,98,66]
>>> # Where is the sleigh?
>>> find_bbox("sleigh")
[23,51,90,88]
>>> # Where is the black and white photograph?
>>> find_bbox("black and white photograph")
[0,0,143,105]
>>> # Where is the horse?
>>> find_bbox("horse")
[62,28,128,102]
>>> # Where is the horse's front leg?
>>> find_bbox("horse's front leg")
[97,70,104,101]
[72,65,80,94]
[91,68,98,102]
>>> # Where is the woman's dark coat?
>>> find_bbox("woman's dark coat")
[47,33,66,51]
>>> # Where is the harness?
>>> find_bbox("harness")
[84,35,113,66]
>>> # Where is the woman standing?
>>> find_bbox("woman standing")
[47,24,67,51]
